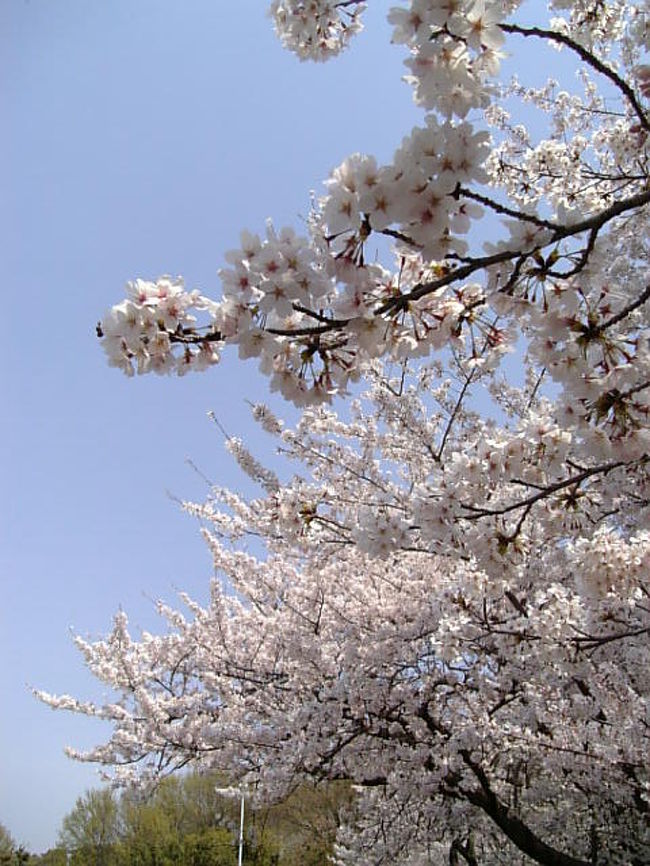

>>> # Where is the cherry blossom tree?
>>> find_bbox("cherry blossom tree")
[40,2,650,864]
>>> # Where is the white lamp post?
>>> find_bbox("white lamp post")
[237,790,245,866]
[215,786,245,865]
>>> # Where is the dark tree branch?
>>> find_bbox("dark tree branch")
[546,226,600,279]
[501,23,650,133]
[595,284,650,335]
[461,460,628,519]
[380,188,650,314]
[450,836,480,866]
[572,624,650,651]
[437,370,475,461]
[121,193,650,346]
[379,226,422,248]
[460,751,593,866]
[454,185,560,230]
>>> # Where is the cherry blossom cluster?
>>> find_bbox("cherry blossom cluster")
[321,118,489,254]
[388,0,512,118]
[98,118,493,404]
[99,277,221,376]
[547,0,633,52]
[268,0,366,61]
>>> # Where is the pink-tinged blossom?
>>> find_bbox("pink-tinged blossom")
[269,0,367,61]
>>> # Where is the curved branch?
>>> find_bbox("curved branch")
[460,749,592,866]
[454,185,560,230]
[461,459,628,519]
[136,192,650,346]
[595,284,650,334]
[382,188,650,313]
[572,624,650,651]
[501,23,650,133]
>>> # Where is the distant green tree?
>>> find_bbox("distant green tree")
[58,789,120,866]
[245,833,280,866]
[11,849,30,866]
[0,825,32,866]
[0,825,15,865]
[182,828,237,866]
[144,773,229,840]
[30,848,67,866]
[261,782,352,866]
[118,794,181,866]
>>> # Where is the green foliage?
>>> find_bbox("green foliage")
[58,788,120,864]
[0,825,33,866]
[56,774,349,865]
[3,776,350,866]
[30,849,67,866]
[119,794,181,866]
[0,825,15,863]
[260,781,353,866]
[182,828,237,866]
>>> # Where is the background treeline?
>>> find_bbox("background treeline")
[1,774,352,865]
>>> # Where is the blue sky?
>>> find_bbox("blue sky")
[1,0,423,852]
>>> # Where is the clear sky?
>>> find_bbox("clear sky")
[1,0,423,852]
